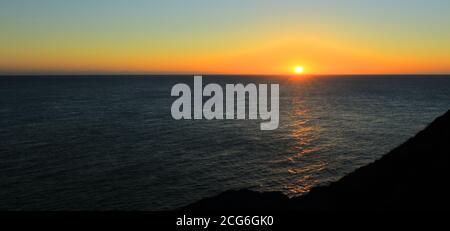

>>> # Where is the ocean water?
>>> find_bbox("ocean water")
[1,75,449,210]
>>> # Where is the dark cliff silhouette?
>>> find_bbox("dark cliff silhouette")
[184,110,450,211]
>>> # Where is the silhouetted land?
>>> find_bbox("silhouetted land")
[184,110,450,211]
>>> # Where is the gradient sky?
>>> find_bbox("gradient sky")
[1,0,450,75]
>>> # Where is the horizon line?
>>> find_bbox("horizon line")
[1,72,450,77]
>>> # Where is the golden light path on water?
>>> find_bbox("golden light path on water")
[282,76,329,195]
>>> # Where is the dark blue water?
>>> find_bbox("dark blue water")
[1,75,449,210]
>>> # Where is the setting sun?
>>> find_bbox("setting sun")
[294,66,304,74]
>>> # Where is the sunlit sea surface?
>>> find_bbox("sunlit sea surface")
[1,75,450,210]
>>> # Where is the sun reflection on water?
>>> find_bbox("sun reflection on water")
[283,94,328,196]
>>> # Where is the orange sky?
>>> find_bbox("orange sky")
[1,1,450,75]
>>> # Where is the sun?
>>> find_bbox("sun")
[294,66,304,74]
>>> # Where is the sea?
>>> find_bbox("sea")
[1,75,449,210]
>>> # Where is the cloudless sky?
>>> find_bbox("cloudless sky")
[1,0,449,74]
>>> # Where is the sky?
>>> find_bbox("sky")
[1,0,450,75]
